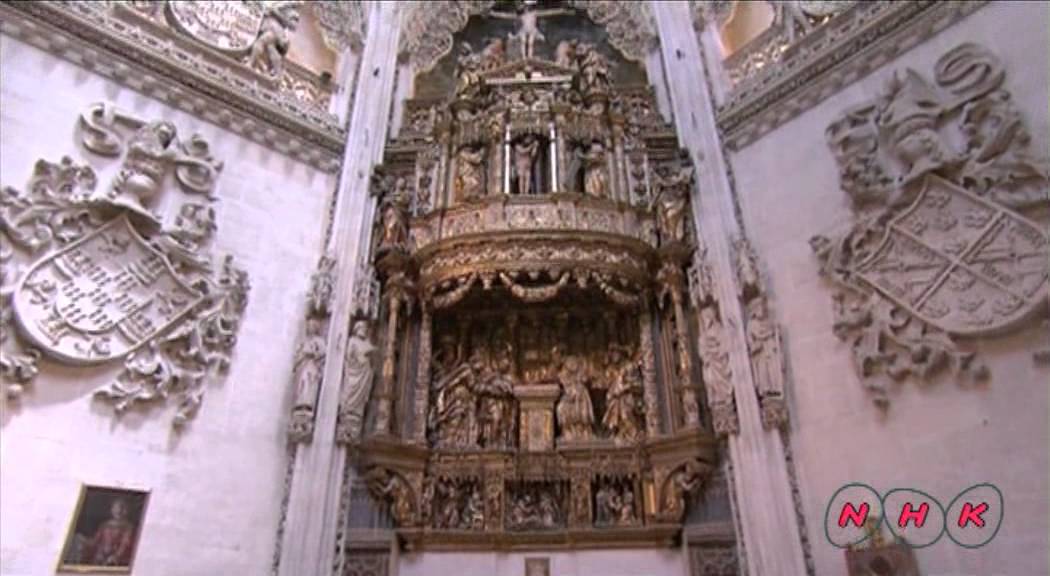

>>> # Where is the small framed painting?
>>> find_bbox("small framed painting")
[57,485,150,573]
[524,557,550,576]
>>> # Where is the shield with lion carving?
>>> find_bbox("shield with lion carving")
[12,215,203,364]
[854,175,1049,336]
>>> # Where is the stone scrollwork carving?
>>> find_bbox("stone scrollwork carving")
[813,43,1048,406]
[310,1,367,52]
[0,104,251,428]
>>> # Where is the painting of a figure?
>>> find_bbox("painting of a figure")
[58,486,149,573]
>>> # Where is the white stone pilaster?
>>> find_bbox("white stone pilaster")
[277,3,403,576]
[650,2,809,575]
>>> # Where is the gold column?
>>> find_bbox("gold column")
[670,282,701,428]
[373,292,402,436]
[638,300,661,438]
[413,305,432,443]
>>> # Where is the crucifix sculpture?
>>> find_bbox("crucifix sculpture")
[490,1,571,60]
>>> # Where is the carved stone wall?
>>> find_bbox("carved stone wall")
[0,33,336,575]
[727,4,1049,574]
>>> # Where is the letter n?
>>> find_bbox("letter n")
[837,502,869,528]
[897,502,929,528]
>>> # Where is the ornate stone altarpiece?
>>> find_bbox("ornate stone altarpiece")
[0,103,251,428]
[337,0,731,553]
[812,42,1049,407]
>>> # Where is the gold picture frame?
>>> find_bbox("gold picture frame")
[56,484,151,574]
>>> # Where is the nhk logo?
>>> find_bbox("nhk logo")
[825,483,1003,549]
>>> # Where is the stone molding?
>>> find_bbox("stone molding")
[715,1,987,150]
[0,1,345,172]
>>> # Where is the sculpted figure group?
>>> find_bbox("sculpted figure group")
[428,331,645,448]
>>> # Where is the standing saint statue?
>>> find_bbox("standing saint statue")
[514,135,541,196]
[338,321,377,442]
[653,162,693,244]
[602,349,643,443]
[580,141,609,198]
[556,357,594,441]
[454,146,486,203]
[746,296,788,428]
[291,317,327,414]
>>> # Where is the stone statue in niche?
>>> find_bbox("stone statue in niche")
[378,178,410,249]
[337,321,377,443]
[601,346,643,443]
[579,141,610,199]
[454,146,486,203]
[476,351,517,449]
[556,356,595,441]
[289,317,326,441]
[699,306,737,436]
[513,135,541,196]
[746,296,788,430]
[653,161,694,245]
[249,2,301,78]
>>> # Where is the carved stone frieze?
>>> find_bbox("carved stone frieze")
[0,104,251,427]
[311,2,367,53]
[0,1,344,172]
[812,43,1049,406]
[716,1,988,150]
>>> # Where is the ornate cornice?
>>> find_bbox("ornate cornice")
[715,1,987,150]
[0,1,346,172]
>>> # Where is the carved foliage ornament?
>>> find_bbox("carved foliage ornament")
[0,103,251,428]
[813,43,1049,406]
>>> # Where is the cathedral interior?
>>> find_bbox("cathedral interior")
[0,2,1046,576]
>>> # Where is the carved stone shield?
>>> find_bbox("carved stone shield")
[855,175,1049,336]
[12,216,203,364]
[167,1,265,53]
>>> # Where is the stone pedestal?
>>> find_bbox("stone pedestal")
[514,383,560,452]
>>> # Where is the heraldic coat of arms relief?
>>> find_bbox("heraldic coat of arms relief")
[0,102,251,427]
[811,42,1049,407]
